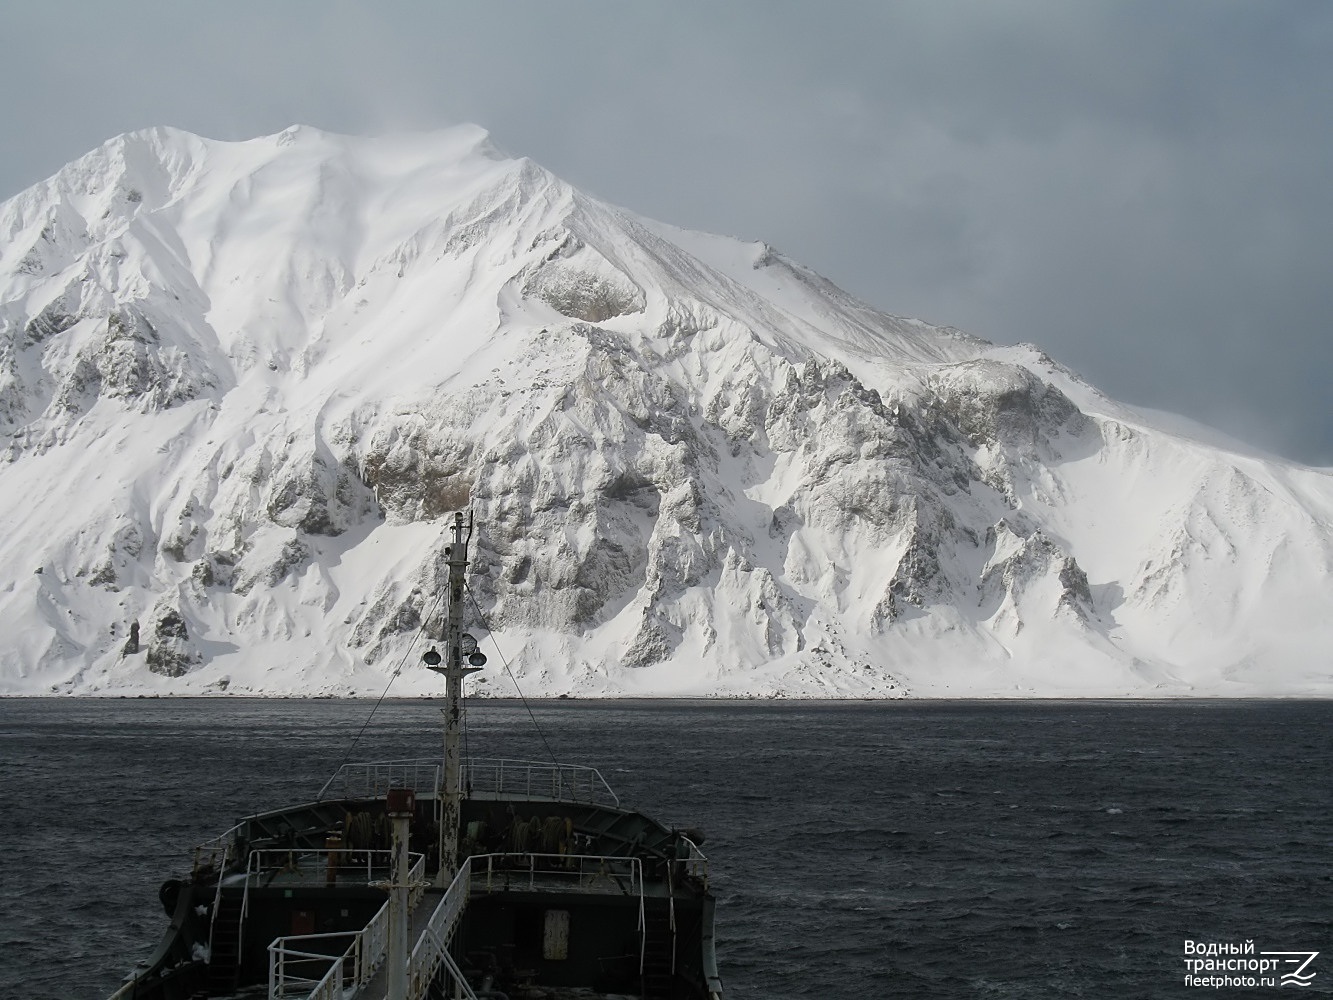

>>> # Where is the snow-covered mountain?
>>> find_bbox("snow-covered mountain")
[2,124,1330,697]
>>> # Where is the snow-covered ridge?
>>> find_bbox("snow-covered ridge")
[2,124,1330,698]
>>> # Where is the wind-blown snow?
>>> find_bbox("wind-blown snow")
[2,124,1330,698]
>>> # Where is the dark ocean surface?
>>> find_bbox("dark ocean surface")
[1,698,1331,999]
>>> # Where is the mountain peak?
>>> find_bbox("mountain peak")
[1,127,1331,698]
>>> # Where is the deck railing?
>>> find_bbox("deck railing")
[316,759,444,801]
[312,757,619,809]
[194,823,245,964]
[472,851,642,895]
[193,821,244,877]
[244,847,418,890]
[461,758,620,807]
[403,852,646,998]
[268,849,649,1000]
[109,823,251,1000]
[266,852,427,999]
[248,848,422,975]
[679,836,710,886]
[407,858,475,999]
[266,930,356,1000]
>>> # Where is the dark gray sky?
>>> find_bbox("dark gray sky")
[4,1,1330,465]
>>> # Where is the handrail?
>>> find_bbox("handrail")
[416,924,480,1000]
[206,836,236,962]
[317,760,444,801]
[667,850,678,977]
[267,932,356,999]
[402,852,641,1000]
[245,847,421,888]
[665,834,707,977]
[679,835,710,887]
[472,852,643,896]
[111,824,245,1000]
[407,858,475,999]
[462,758,620,807]
[270,849,654,1000]
[267,853,427,999]
[243,849,422,965]
[312,756,619,808]
[700,896,724,999]
[194,822,244,877]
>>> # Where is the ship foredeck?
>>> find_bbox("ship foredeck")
[177,756,715,1000]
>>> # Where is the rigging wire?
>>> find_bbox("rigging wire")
[465,579,560,768]
[318,585,447,800]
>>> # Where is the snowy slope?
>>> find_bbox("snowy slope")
[1,124,1331,697]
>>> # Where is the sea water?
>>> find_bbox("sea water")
[1,698,1330,999]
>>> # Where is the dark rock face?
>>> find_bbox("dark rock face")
[145,608,198,677]
[23,302,78,347]
[267,449,377,537]
[55,309,217,413]
[121,620,140,656]
[361,433,472,524]
[521,233,646,323]
[930,360,1088,452]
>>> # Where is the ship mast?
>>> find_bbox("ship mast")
[424,510,482,886]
